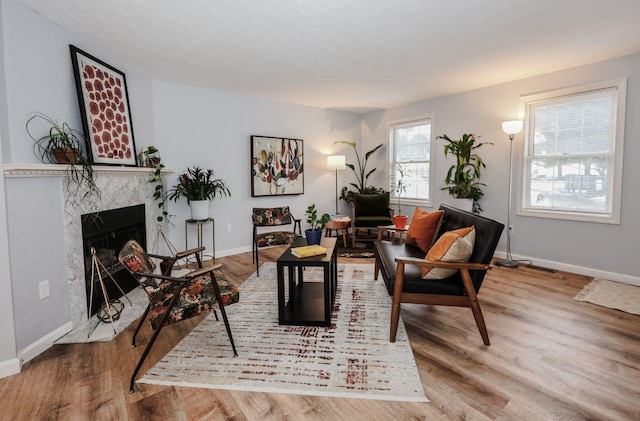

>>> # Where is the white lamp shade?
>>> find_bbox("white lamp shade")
[327,155,346,170]
[502,120,524,135]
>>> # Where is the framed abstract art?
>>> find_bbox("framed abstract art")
[70,45,137,166]
[251,135,304,196]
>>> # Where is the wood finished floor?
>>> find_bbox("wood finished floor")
[1,246,639,420]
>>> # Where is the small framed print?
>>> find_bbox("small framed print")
[70,45,137,166]
[251,135,304,196]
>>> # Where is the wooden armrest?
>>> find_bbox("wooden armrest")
[185,263,224,279]
[377,226,407,241]
[175,246,206,259]
[136,272,188,284]
[395,256,492,271]
[147,253,177,261]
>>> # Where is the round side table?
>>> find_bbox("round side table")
[324,217,351,247]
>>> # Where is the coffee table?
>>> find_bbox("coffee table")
[276,236,338,326]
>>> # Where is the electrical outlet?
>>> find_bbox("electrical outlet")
[226,223,232,233]
[39,280,50,300]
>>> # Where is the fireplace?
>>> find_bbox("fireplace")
[81,204,146,316]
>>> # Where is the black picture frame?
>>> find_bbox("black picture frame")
[70,45,137,166]
[251,135,304,196]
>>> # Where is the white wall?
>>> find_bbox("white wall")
[0,0,155,362]
[152,81,362,254]
[361,53,640,282]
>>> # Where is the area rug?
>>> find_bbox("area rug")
[575,278,640,315]
[139,263,428,402]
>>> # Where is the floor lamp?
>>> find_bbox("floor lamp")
[327,155,346,215]
[495,120,523,268]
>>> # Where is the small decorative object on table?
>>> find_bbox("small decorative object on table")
[291,244,327,258]
[304,204,330,245]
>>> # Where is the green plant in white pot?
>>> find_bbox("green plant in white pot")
[304,204,330,245]
[437,133,492,214]
[167,166,230,220]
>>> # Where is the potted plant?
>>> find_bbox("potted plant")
[26,112,100,208]
[333,141,386,203]
[390,164,409,228]
[137,145,161,167]
[304,204,330,245]
[166,166,230,220]
[145,148,171,223]
[437,133,492,214]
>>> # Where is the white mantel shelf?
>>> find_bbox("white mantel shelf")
[3,163,174,178]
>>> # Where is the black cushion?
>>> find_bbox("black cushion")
[354,193,391,217]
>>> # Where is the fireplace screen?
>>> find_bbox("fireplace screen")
[81,204,146,317]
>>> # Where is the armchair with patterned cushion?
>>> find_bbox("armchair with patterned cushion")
[351,192,393,247]
[252,206,301,276]
[118,240,239,393]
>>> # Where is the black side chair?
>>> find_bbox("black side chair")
[118,240,239,393]
[374,205,504,344]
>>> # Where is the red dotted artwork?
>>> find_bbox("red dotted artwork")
[71,46,137,166]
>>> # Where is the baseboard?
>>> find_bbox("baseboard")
[18,321,73,367]
[216,245,252,258]
[493,251,640,286]
[0,357,20,379]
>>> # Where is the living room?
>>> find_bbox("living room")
[1,0,639,418]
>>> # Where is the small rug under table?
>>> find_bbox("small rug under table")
[139,263,428,402]
[574,278,640,316]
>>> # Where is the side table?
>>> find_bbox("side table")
[185,218,215,263]
[377,224,409,243]
[324,216,351,247]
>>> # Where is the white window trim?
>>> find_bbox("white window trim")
[516,79,626,224]
[386,114,434,209]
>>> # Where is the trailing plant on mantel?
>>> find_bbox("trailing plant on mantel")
[26,112,100,210]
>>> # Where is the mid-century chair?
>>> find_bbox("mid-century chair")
[374,205,504,345]
[252,206,301,276]
[118,240,239,393]
[351,192,393,247]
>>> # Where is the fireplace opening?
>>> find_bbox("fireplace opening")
[81,204,146,317]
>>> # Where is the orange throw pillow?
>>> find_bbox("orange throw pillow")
[405,208,444,252]
[421,226,476,279]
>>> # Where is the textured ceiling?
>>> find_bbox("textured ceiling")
[18,0,640,112]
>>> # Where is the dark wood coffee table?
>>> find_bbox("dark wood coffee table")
[276,236,338,326]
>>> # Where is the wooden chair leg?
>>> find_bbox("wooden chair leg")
[129,290,182,393]
[132,303,150,347]
[390,262,406,342]
[460,269,490,345]
[208,271,238,357]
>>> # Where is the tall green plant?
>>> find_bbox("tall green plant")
[437,133,492,214]
[333,140,385,203]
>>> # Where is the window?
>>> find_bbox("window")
[388,116,433,206]
[519,80,626,224]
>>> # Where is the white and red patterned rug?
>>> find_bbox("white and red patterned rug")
[139,263,428,402]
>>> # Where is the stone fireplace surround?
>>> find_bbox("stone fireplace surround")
[4,164,171,331]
